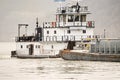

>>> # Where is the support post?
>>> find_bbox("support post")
[115,42,117,54]
[104,42,106,54]
[104,29,106,38]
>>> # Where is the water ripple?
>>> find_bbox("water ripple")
[0,58,120,80]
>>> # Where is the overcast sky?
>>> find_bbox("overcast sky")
[0,0,120,42]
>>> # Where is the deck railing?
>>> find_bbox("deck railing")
[56,6,89,14]
[90,39,120,54]
[43,21,95,28]
[16,35,100,42]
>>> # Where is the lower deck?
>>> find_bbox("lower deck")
[16,42,68,56]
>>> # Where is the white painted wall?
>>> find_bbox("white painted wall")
[16,42,42,55]
[16,42,67,56]
[43,26,94,41]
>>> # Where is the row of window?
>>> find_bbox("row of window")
[21,45,40,49]
[68,15,86,22]
[20,45,54,49]
[47,30,56,34]
[58,15,86,22]
[46,30,86,34]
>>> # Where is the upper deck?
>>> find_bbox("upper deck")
[56,2,90,15]
[56,6,90,14]
[16,2,96,42]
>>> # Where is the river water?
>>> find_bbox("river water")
[0,42,120,80]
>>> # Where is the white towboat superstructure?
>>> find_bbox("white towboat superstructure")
[14,1,97,58]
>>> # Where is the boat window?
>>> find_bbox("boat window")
[83,30,86,33]
[67,30,71,34]
[26,45,29,48]
[36,45,37,48]
[21,45,23,48]
[38,45,40,48]
[51,45,53,49]
[75,15,79,21]
[85,44,87,47]
[89,35,91,38]
[68,15,74,22]
[81,15,86,22]
[54,30,57,34]
[47,31,49,34]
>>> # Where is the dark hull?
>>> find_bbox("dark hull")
[61,50,120,62]
[11,51,17,57]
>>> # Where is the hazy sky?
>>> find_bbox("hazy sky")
[0,0,120,41]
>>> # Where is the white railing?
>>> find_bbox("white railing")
[16,35,100,42]
[43,22,56,28]
[57,21,95,28]
[43,21,95,28]
[57,6,89,14]
[43,35,100,42]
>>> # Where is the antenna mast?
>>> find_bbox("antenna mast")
[104,29,106,38]
[36,17,39,28]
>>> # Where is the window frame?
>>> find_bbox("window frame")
[83,30,86,34]
[47,30,49,34]
[67,30,71,34]
[54,30,57,34]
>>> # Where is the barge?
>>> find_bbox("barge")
[61,39,120,62]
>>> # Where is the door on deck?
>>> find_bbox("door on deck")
[29,44,34,55]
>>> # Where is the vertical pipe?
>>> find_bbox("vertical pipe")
[25,26,27,36]
[94,40,97,53]
[104,29,106,38]
[18,25,20,37]
[104,41,106,54]
[79,15,80,26]
[74,36,75,41]
[109,41,111,54]
[115,41,117,54]
[98,42,100,53]
[73,15,75,26]
[59,15,60,27]
[36,18,38,28]
[18,25,20,42]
